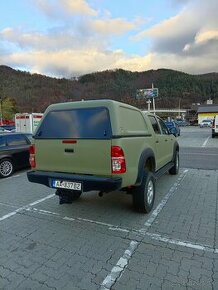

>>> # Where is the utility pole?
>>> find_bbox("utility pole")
[178,98,181,119]
[147,100,151,111]
[152,83,156,114]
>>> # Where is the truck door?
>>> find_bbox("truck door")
[148,115,173,169]
[157,117,174,163]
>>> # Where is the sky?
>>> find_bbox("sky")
[0,0,218,78]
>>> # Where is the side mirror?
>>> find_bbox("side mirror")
[168,127,176,136]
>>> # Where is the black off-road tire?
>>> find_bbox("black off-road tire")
[132,170,155,213]
[0,158,14,178]
[56,189,82,204]
[169,150,179,175]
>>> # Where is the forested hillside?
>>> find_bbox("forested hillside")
[0,65,218,114]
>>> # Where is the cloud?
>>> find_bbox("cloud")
[195,30,218,44]
[149,52,218,74]
[171,0,193,4]
[34,0,98,19]
[0,27,98,50]
[61,0,98,16]
[0,48,155,78]
[2,46,218,79]
[133,0,218,59]
[184,29,218,53]
[133,8,200,55]
[33,0,57,18]
[90,18,140,36]
[1,0,218,77]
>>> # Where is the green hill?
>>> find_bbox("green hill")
[0,65,218,113]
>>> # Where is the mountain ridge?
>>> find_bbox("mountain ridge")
[0,65,218,113]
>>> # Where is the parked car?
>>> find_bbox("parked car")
[0,127,10,133]
[0,132,32,178]
[175,119,189,127]
[0,125,15,132]
[212,115,218,138]
[199,119,212,128]
[164,121,181,137]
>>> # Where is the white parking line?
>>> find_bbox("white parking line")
[142,169,188,230]
[4,169,213,289]
[202,136,210,147]
[0,174,22,183]
[26,207,131,233]
[26,205,218,254]
[0,202,19,209]
[100,169,189,289]
[0,194,55,221]
[146,232,216,253]
[100,241,139,290]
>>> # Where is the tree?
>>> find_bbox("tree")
[0,97,16,120]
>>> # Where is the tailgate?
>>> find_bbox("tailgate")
[35,139,112,176]
[33,106,113,176]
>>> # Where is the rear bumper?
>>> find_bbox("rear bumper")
[27,170,122,193]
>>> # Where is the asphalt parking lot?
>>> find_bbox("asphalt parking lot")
[0,126,218,290]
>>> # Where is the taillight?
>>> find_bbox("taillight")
[111,146,126,174]
[29,144,36,168]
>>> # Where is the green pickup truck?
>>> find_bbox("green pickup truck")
[27,99,179,213]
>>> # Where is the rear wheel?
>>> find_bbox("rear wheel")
[132,170,155,213]
[169,150,179,175]
[56,189,82,204]
[0,158,14,178]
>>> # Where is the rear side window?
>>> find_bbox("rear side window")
[0,136,6,147]
[35,107,112,139]
[119,107,149,133]
[6,134,29,146]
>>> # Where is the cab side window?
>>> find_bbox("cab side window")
[158,118,169,135]
[148,116,161,134]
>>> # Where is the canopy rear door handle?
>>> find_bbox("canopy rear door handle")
[65,149,74,153]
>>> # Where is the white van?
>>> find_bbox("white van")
[212,115,218,138]
[15,113,43,134]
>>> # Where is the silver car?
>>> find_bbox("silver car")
[199,120,212,128]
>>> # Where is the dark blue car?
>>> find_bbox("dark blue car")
[164,121,181,137]
[0,132,32,178]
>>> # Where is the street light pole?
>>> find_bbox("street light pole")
[152,83,156,114]
[147,100,151,111]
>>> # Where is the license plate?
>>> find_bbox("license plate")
[52,180,82,191]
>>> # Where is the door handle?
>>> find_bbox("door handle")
[65,149,74,153]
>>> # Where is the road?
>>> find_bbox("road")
[178,126,218,169]
[0,127,218,290]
